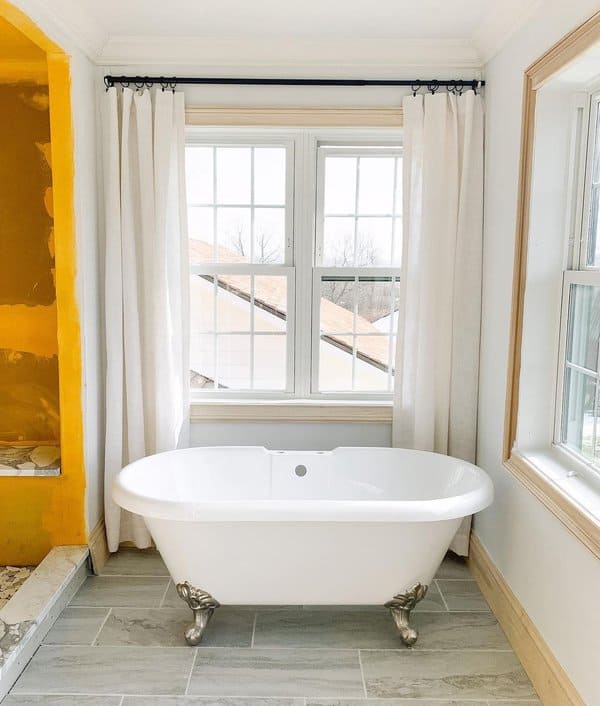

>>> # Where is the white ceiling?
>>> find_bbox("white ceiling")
[21,0,542,67]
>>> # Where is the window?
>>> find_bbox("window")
[185,129,402,399]
[557,90,600,471]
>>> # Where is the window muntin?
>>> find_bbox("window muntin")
[186,131,402,399]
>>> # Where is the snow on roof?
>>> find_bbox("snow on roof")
[189,239,391,369]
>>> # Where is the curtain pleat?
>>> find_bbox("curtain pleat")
[393,91,484,556]
[103,87,190,551]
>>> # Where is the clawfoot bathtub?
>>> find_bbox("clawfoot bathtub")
[113,446,493,646]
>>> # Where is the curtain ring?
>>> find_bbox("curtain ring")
[169,80,177,93]
[428,80,439,94]
[411,82,420,97]
[456,80,464,96]
[471,80,479,95]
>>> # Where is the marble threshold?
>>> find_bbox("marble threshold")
[0,546,88,702]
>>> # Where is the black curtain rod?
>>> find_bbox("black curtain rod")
[104,75,484,91]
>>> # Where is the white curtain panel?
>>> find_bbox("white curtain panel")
[103,87,190,551]
[393,90,484,556]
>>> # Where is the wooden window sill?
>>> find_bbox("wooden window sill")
[190,400,393,423]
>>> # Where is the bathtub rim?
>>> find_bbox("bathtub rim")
[112,446,494,523]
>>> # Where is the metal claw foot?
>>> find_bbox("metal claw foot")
[385,582,428,646]
[176,581,220,646]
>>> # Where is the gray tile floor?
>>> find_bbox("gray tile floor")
[6,549,541,706]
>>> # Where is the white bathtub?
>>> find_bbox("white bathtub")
[113,446,493,645]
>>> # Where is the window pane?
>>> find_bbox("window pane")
[356,217,393,266]
[566,283,600,371]
[356,279,395,325]
[216,207,251,262]
[216,147,251,204]
[394,158,403,214]
[254,147,286,205]
[190,333,216,389]
[216,275,251,332]
[324,157,356,213]
[323,216,355,266]
[185,146,213,204]
[587,185,600,267]
[358,157,394,214]
[320,278,355,333]
[319,336,353,391]
[592,100,600,184]
[190,274,215,332]
[254,276,287,332]
[355,335,390,391]
[188,207,214,258]
[254,207,285,263]
[253,335,286,390]
[392,217,403,266]
[217,334,251,389]
[562,367,597,461]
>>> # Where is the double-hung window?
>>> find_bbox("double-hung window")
[185,128,402,400]
[556,89,600,471]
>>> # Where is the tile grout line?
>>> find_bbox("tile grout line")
[159,579,172,608]
[90,607,112,646]
[184,646,198,695]
[118,697,125,706]
[357,648,368,698]
[250,611,258,648]
[434,578,451,612]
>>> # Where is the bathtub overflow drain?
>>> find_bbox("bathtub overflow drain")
[295,464,307,477]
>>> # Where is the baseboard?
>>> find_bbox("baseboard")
[88,518,110,575]
[468,533,585,706]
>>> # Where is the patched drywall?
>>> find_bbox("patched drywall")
[0,80,59,445]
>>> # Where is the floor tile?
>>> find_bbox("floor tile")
[188,647,364,697]
[360,649,537,700]
[306,699,488,706]
[254,608,399,648]
[412,581,446,612]
[123,699,304,705]
[4,699,122,705]
[434,553,472,580]
[436,579,490,611]
[70,576,170,607]
[95,607,254,647]
[42,606,109,645]
[410,611,510,650]
[100,548,169,576]
[12,645,194,696]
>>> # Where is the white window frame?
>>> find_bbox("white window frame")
[554,86,600,473]
[186,126,403,402]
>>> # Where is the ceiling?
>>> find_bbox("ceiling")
[20,0,542,67]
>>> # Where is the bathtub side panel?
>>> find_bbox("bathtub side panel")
[145,518,460,604]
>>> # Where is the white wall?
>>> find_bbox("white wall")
[478,1,600,702]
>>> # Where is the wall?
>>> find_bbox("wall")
[477,1,600,702]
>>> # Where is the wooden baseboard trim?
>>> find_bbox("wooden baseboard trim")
[468,533,585,706]
[88,518,110,575]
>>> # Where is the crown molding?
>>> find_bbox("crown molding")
[472,0,542,64]
[100,36,482,73]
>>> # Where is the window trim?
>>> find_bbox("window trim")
[186,123,404,404]
[504,9,600,559]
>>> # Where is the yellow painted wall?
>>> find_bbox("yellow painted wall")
[0,4,86,564]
